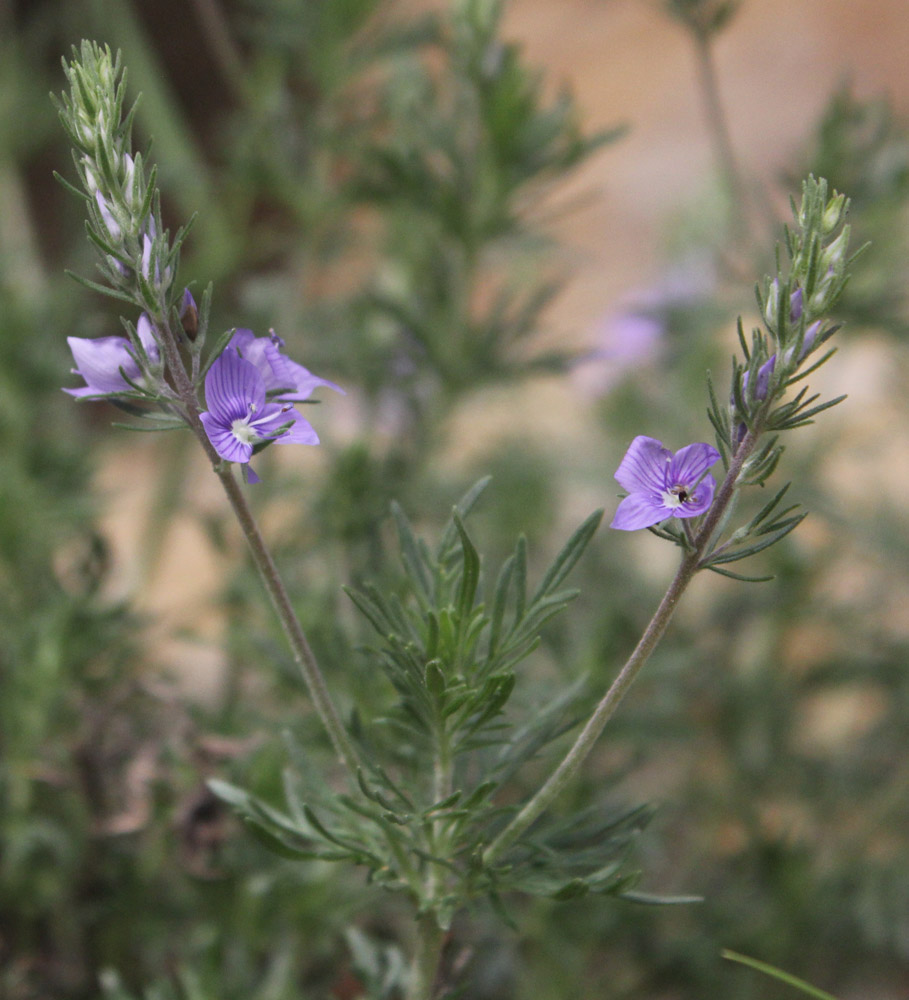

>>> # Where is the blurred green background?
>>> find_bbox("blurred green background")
[2,0,909,997]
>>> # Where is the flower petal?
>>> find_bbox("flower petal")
[204,349,265,422]
[65,335,136,395]
[614,436,672,493]
[268,352,343,400]
[230,328,343,400]
[610,492,671,531]
[668,442,720,488]
[199,411,252,463]
[271,408,320,446]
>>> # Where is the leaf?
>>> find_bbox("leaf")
[392,501,433,605]
[453,514,481,619]
[721,951,841,1000]
[705,513,807,564]
[530,509,603,603]
[705,565,775,583]
[436,477,492,557]
[487,552,516,659]
[197,327,237,384]
[513,535,528,623]
[344,584,393,636]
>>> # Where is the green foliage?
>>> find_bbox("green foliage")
[5,1,909,998]
[212,485,651,931]
[349,0,623,395]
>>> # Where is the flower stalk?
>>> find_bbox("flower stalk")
[153,312,361,779]
[483,427,758,865]
[56,42,360,782]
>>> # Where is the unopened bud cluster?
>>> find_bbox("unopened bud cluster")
[735,178,853,425]
[55,42,174,306]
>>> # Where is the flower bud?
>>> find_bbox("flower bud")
[743,355,776,402]
[95,191,121,242]
[763,278,780,328]
[809,268,837,313]
[782,320,822,366]
[122,154,139,210]
[820,227,849,273]
[140,233,153,281]
[822,193,847,234]
[789,287,803,324]
[180,288,199,341]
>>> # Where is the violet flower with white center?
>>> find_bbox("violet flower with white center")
[229,328,343,401]
[64,313,159,398]
[199,348,319,479]
[610,436,721,531]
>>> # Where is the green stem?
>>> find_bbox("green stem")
[406,914,444,1000]
[153,314,361,780]
[482,431,757,864]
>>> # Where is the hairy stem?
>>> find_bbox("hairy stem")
[153,314,361,779]
[482,432,757,864]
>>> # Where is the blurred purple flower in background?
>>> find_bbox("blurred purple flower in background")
[575,260,716,395]
[611,435,720,530]
[64,313,159,398]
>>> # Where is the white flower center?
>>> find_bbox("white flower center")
[231,417,259,445]
[661,484,691,508]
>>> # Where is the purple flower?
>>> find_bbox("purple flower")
[64,314,160,398]
[199,348,319,477]
[229,328,342,402]
[610,436,721,531]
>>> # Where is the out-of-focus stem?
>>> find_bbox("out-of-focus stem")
[153,314,361,779]
[405,914,444,1000]
[691,31,753,242]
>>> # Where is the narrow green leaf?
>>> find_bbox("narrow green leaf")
[622,891,704,905]
[392,501,433,604]
[721,950,841,1000]
[747,482,791,531]
[487,553,515,659]
[343,585,392,636]
[530,509,603,604]
[706,513,807,564]
[454,514,481,619]
[64,269,136,305]
[239,817,316,860]
[705,565,774,583]
[436,477,492,557]
[197,327,237,384]
[514,536,527,623]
